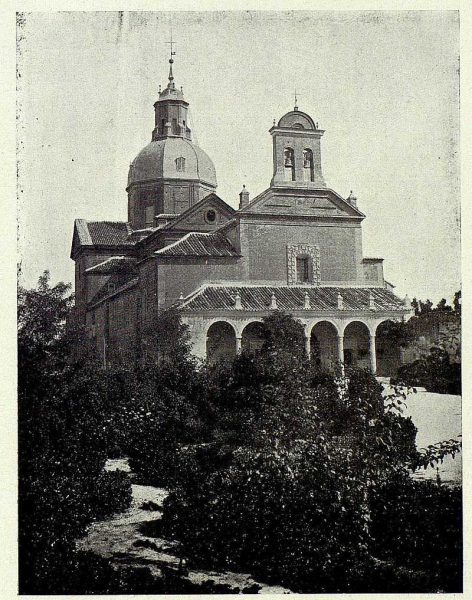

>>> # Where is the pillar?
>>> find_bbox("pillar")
[305,334,311,357]
[337,335,344,363]
[369,334,377,374]
[337,335,345,376]
[236,336,242,353]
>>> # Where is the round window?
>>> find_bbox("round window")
[205,209,216,223]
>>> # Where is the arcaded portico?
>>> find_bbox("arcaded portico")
[181,285,412,373]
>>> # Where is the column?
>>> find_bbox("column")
[236,336,242,354]
[369,334,377,375]
[337,335,344,364]
[305,334,311,358]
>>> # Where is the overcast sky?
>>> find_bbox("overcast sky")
[17,10,460,302]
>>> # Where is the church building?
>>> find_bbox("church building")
[70,53,412,373]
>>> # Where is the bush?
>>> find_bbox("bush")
[163,443,372,592]
[394,346,461,394]
[370,476,462,592]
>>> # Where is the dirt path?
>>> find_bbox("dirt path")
[76,460,291,594]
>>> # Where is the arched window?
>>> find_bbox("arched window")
[161,118,165,134]
[284,147,295,181]
[303,149,314,182]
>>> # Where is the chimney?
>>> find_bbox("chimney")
[239,185,250,209]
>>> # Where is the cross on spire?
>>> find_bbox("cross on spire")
[166,31,176,58]
[166,29,176,85]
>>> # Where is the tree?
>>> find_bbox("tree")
[125,307,208,484]
[419,299,433,314]
[18,272,131,593]
[436,298,452,312]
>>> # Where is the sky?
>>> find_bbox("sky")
[16,10,460,303]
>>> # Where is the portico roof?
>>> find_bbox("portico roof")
[180,285,406,313]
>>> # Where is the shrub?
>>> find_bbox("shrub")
[370,476,462,592]
[394,346,461,394]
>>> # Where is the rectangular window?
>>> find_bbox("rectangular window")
[175,157,186,172]
[296,257,310,283]
[145,205,154,227]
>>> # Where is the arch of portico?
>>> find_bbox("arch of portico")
[206,321,238,364]
[374,318,405,377]
[184,313,404,373]
[241,320,267,354]
[309,320,340,371]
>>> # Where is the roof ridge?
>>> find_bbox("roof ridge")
[179,284,209,308]
[155,232,194,254]
[85,256,134,273]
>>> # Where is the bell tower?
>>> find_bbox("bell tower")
[270,106,326,189]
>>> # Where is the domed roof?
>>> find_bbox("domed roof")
[277,110,317,130]
[128,137,217,187]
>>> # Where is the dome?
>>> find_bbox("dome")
[128,137,217,188]
[277,110,317,130]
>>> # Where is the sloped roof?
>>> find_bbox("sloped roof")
[86,221,134,245]
[180,285,406,312]
[73,219,135,247]
[85,256,137,275]
[155,232,240,257]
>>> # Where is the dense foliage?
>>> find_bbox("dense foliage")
[18,276,462,593]
[393,346,461,394]
[371,475,462,592]
[157,312,461,592]
[18,272,132,594]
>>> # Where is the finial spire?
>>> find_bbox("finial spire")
[294,89,299,111]
[166,29,176,89]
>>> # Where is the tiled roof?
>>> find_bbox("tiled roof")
[86,221,135,245]
[155,232,239,257]
[85,256,136,275]
[181,285,406,312]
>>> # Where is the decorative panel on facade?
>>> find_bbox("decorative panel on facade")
[286,243,321,285]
